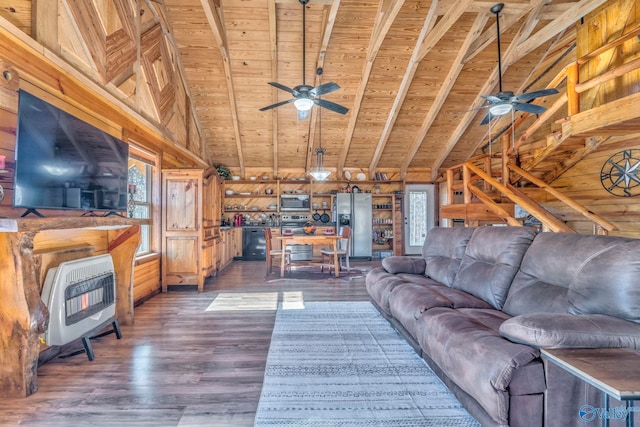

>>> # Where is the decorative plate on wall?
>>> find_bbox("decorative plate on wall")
[600,149,640,197]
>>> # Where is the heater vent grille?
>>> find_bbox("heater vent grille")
[41,254,116,346]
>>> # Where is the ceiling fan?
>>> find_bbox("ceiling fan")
[259,0,348,119]
[477,3,558,125]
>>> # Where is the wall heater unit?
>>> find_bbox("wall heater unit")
[40,254,122,360]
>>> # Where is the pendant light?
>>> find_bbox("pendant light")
[309,69,330,181]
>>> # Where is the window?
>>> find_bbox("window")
[128,148,154,255]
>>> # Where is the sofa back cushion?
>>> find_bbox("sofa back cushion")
[503,233,640,322]
[567,238,640,322]
[452,226,536,309]
[422,226,475,287]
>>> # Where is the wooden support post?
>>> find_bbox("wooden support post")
[567,62,579,115]
[462,165,472,205]
[502,133,510,187]
[446,168,454,206]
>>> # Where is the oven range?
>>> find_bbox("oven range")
[280,214,313,261]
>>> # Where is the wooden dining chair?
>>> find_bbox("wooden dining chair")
[264,228,291,276]
[321,226,351,274]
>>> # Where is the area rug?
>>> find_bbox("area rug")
[254,301,481,427]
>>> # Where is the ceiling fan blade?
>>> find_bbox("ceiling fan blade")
[480,111,493,125]
[315,98,349,115]
[513,102,547,115]
[512,88,559,102]
[259,98,295,111]
[481,94,504,103]
[311,82,340,97]
[267,81,295,95]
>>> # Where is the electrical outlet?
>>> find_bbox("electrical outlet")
[0,184,4,203]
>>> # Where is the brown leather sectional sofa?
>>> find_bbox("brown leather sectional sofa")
[366,226,640,427]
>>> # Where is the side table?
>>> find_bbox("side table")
[542,348,640,427]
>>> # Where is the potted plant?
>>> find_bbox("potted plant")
[216,165,232,180]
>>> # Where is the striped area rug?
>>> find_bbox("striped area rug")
[254,301,481,427]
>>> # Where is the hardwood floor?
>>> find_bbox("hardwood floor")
[0,260,376,427]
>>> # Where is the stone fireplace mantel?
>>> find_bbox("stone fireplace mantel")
[0,216,146,397]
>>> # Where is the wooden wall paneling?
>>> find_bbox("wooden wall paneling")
[133,257,161,303]
[0,6,208,169]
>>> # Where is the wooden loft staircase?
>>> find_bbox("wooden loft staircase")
[441,30,640,235]
[441,153,617,234]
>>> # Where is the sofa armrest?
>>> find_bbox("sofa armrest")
[381,256,426,275]
[499,313,640,349]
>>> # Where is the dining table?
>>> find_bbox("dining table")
[276,234,342,278]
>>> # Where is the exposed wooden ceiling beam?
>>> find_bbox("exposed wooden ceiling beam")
[401,12,487,179]
[336,0,405,178]
[415,0,472,62]
[368,1,439,177]
[200,0,246,177]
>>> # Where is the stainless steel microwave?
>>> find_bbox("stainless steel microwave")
[280,194,310,211]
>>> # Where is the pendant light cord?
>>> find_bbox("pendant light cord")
[302,0,306,85]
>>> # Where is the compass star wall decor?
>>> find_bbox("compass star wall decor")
[600,150,640,197]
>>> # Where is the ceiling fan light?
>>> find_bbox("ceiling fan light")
[294,98,314,111]
[489,103,512,116]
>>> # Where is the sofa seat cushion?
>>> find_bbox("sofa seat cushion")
[389,282,493,340]
[366,268,410,314]
[500,313,640,349]
[452,226,536,310]
[416,308,540,426]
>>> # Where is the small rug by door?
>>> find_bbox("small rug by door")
[254,301,481,427]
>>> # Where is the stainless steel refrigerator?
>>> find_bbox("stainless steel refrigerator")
[334,193,372,258]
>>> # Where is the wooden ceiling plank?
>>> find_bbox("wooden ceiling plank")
[337,0,405,178]
[506,0,608,67]
[416,0,472,62]
[402,13,488,179]
[368,1,439,176]
[200,0,245,176]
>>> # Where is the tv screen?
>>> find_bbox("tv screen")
[14,90,129,215]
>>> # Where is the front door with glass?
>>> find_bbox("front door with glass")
[403,184,435,255]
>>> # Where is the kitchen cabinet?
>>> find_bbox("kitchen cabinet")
[219,227,242,268]
[161,168,221,292]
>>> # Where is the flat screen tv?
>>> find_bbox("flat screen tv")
[14,90,129,216]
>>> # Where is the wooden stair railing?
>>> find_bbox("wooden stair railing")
[465,162,574,233]
[443,156,618,235]
[507,163,618,235]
